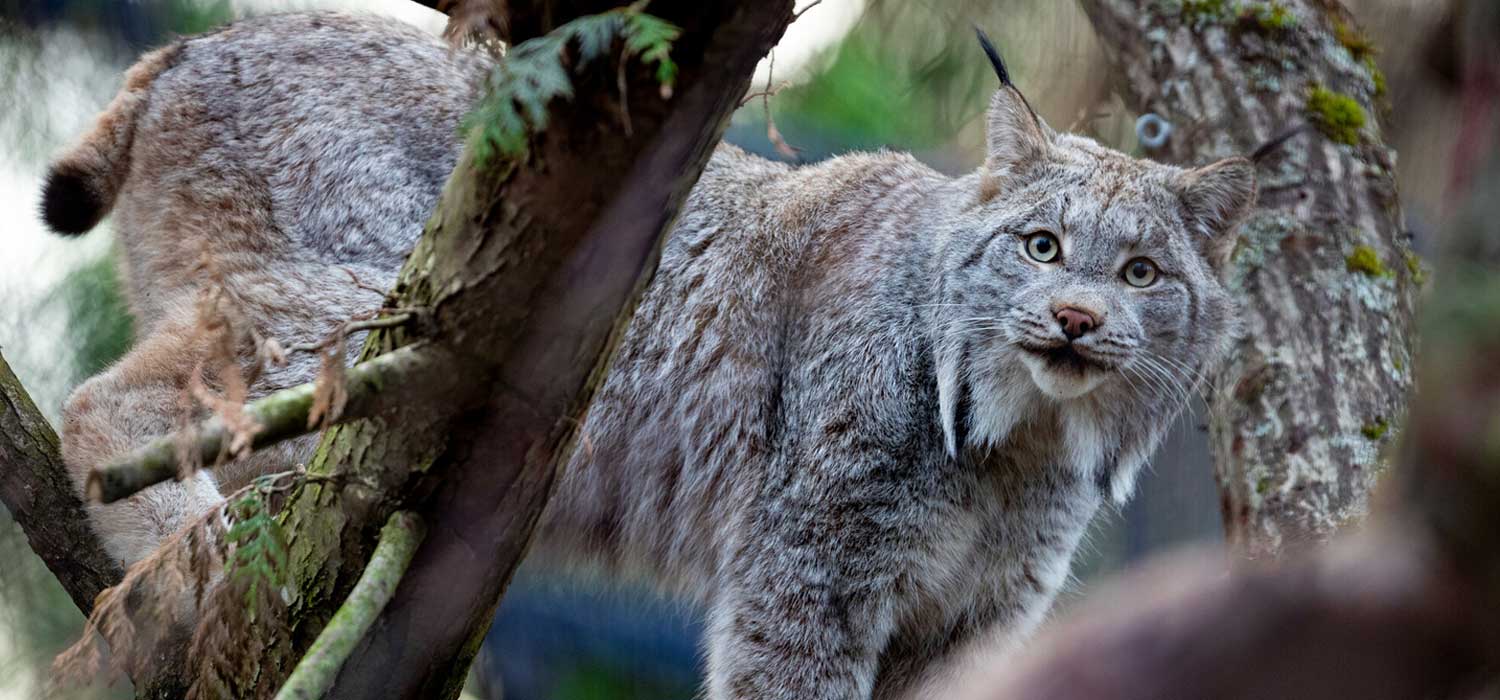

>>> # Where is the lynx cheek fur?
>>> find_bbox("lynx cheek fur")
[42,13,1255,699]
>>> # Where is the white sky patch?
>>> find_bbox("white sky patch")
[753,0,864,88]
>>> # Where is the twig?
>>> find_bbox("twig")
[273,511,425,700]
[86,344,444,505]
[793,0,823,21]
[339,267,391,298]
[746,51,799,159]
[287,312,417,354]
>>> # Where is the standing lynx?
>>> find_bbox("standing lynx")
[42,12,1255,699]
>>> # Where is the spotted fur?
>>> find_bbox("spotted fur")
[44,13,1255,699]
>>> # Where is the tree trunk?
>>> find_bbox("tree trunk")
[1077,0,1420,559]
[0,351,119,613]
[233,3,795,698]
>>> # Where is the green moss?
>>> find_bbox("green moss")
[1361,419,1389,441]
[1404,251,1427,285]
[1242,2,1297,32]
[1181,0,1230,22]
[1365,57,1387,98]
[1175,1,1296,33]
[1256,476,1274,495]
[1392,356,1404,372]
[1346,245,1390,277]
[1334,19,1377,62]
[1307,85,1366,145]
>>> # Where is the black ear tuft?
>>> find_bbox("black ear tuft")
[40,165,105,236]
[974,26,1012,88]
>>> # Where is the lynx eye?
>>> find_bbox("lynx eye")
[1123,258,1159,287]
[1023,232,1061,263]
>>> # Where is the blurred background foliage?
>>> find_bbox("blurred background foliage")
[0,0,1468,698]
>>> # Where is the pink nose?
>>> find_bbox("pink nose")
[1054,307,1099,340]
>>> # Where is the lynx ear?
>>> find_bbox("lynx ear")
[975,29,1050,187]
[1174,157,1258,271]
[985,89,1051,178]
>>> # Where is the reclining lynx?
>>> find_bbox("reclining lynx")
[43,11,1254,699]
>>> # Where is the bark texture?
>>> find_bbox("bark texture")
[1078,0,1420,558]
[215,3,796,698]
[0,350,120,613]
[274,511,425,700]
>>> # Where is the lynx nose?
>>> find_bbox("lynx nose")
[1054,306,1099,340]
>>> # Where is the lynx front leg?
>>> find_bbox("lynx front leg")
[704,500,903,700]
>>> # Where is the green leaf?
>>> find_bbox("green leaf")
[464,4,681,166]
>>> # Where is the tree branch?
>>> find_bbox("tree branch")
[87,343,449,504]
[322,4,797,696]
[189,3,800,698]
[0,350,120,614]
[273,511,425,700]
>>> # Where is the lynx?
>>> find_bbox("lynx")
[42,12,1255,699]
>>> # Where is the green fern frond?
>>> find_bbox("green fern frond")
[465,4,681,165]
[224,487,290,621]
[621,10,680,88]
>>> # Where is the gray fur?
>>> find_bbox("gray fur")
[46,13,1255,699]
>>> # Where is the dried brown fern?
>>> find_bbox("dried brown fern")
[51,469,323,696]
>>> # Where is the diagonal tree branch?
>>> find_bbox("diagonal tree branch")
[178,3,800,697]
[87,343,450,504]
[0,350,121,614]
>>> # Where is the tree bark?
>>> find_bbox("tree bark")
[274,511,425,700]
[215,3,796,698]
[324,4,794,696]
[0,350,120,614]
[1077,0,1420,559]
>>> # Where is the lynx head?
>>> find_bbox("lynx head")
[934,31,1256,501]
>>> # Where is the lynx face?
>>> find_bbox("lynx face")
[934,88,1255,497]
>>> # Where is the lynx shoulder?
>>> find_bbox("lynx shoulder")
[43,12,1254,699]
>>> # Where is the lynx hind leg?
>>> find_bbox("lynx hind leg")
[61,319,228,567]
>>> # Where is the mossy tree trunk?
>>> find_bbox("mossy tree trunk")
[236,3,796,698]
[1077,0,1420,559]
[0,352,120,614]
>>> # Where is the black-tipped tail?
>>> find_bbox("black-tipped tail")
[974,26,1012,88]
[40,165,106,236]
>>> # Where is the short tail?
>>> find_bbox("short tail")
[40,41,182,235]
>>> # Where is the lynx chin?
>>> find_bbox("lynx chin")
[42,12,1255,700]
